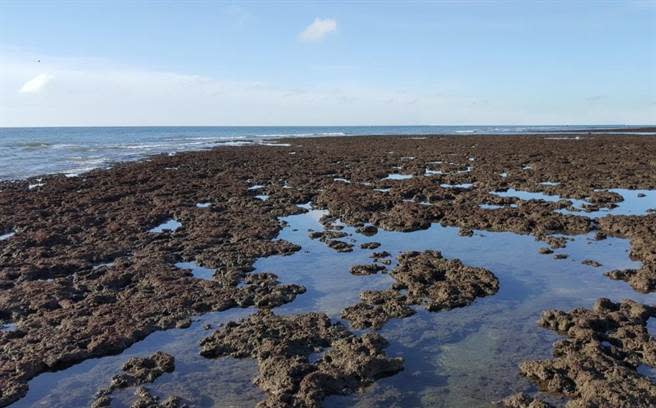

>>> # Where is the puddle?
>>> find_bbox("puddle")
[0,231,16,241]
[500,172,508,178]
[479,204,518,210]
[333,178,351,183]
[647,317,656,337]
[424,168,443,176]
[383,174,414,181]
[92,261,114,270]
[374,188,391,193]
[196,202,212,208]
[175,262,215,280]
[491,189,589,208]
[12,308,261,408]
[28,179,45,190]
[148,219,182,233]
[1,322,17,332]
[247,185,265,191]
[255,195,270,201]
[637,365,656,383]
[441,183,474,189]
[557,189,656,218]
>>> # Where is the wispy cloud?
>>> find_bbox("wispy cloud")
[299,18,337,42]
[2,51,653,126]
[19,73,53,94]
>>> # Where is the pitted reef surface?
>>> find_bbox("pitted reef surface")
[1,134,656,406]
[199,310,403,408]
[342,250,499,329]
[518,298,656,407]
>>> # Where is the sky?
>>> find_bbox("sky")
[0,0,655,127]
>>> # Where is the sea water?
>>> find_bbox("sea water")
[0,125,646,180]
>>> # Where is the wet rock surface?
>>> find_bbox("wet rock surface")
[498,393,554,408]
[199,310,403,407]
[599,214,656,292]
[1,133,655,406]
[129,387,184,408]
[342,289,415,329]
[392,250,499,311]
[518,298,656,407]
[342,251,499,329]
[350,264,386,276]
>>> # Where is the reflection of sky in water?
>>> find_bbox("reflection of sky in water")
[148,219,182,233]
[174,262,214,280]
[558,189,656,218]
[12,202,656,408]
[0,231,15,240]
[440,183,474,189]
[492,188,655,218]
[383,173,414,180]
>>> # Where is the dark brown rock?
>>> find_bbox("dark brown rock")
[199,310,403,407]
[350,264,386,276]
[519,299,656,407]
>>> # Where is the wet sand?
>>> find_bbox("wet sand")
[1,133,655,407]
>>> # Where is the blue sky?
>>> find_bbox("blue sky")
[1,0,654,126]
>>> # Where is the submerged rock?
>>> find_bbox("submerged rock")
[498,393,554,408]
[360,242,381,249]
[519,298,656,407]
[581,258,602,267]
[91,352,177,407]
[199,310,403,407]
[131,387,184,408]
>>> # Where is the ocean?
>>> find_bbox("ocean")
[0,125,644,180]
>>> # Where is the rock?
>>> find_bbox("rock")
[131,387,185,408]
[370,251,391,259]
[361,242,381,249]
[497,393,554,408]
[91,352,178,408]
[581,259,602,267]
[199,310,403,407]
[392,251,499,312]
[325,240,353,252]
[355,225,378,236]
[350,264,386,276]
[341,290,415,329]
[538,247,553,255]
[519,299,656,407]
[110,352,175,390]
[342,251,498,329]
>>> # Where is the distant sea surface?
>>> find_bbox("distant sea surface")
[0,125,647,180]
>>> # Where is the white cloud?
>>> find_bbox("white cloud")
[299,18,337,42]
[19,73,53,94]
